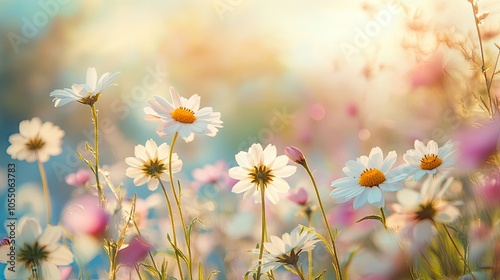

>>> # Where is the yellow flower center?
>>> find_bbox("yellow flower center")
[249,165,274,188]
[171,107,196,124]
[25,136,46,151]
[358,168,386,187]
[142,158,165,177]
[420,154,442,170]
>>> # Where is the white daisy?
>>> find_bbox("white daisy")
[6,117,64,163]
[330,147,408,210]
[387,175,461,246]
[402,140,456,180]
[228,143,297,204]
[144,86,223,143]
[0,218,73,279]
[250,226,319,274]
[125,139,183,191]
[49,67,119,107]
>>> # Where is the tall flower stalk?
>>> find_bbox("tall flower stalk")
[37,157,51,225]
[6,117,64,225]
[49,67,119,206]
[167,132,193,279]
[285,146,343,279]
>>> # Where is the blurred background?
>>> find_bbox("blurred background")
[0,0,499,278]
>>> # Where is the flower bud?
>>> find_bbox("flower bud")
[285,146,306,165]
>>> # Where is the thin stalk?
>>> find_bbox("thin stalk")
[292,262,306,280]
[158,178,184,280]
[256,185,267,280]
[443,224,476,280]
[302,161,343,280]
[37,156,51,225]
[167,132,193,279]
[380,207,388,229]
[307,210,313,280]
[469,1,497,116]
[90,105,104,207]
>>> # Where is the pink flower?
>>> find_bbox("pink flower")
[0,238,9,246]
[284,146,306,165]
[65,169,92,186]
[192,160,236,190]
[287,187,309,205]
[346,102,359,118]
[478,174,500,206]
[117,236,151,267]
[454,116,500,171]
[61,195,109,237]
[409,53,445,88]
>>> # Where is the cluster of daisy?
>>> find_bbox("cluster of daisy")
[1,65,497,280]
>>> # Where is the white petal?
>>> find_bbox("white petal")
[39,226,63,246]
[263,144,277,166]
[40,262,61,280]
[272,165,296,178]
[86,67,97,92]
[46,245,73,265]
[367,147,384,168]
[367,187,383,204]
[232,179,253,194]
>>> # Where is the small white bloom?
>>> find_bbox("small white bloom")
[7,117,64,163]
[330,147,408,210]
[144,86,223,143]
[0,218,73,279]
[49,67,119,107]
[228,143,297,204]
[250,226,319,274]
[403,140,456,180]
[387,175,461,246]
[125,139,182,191]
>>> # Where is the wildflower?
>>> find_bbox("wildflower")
[250,226,319,274]
[7,117,64,163]
[284,146,306,165]
[330,147,408,209]
[402,140,456,180]
[49,67,119,107]
[144,86,223,143]
[65,169,92,186]
[228,143,297,204]
[61,195,109,237]
[125,139,182,191]
[288,187,309,206]
[454,116,500,171]
[0,218,73,279]
[117,236,152,267]
[192,160,232,186]
[387,176,461,246]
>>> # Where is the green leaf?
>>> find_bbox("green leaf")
[356,215,383,223]
[207,270,219,280]
[76,152,95,173]
[141,263,160,278]
[85,141,95,155]
[166,234,189,265]
[187,218,205,248]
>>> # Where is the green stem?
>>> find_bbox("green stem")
[443,224,476,280]
[36,156,51,225]
[256,185,267,280]
[168,132,193,280]
[90,104,104,207]
[307,210,313,280]
[292,262,306,280]
[302,161,343,280]
[469,1,498,116]
[380,207,387,229]
[158,177,184,280]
